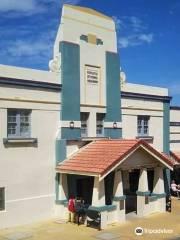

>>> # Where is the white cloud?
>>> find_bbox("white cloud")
[113,15,154,49]
[7,40,50,58]
[0,26,57,65]
[60,0,81,4]
[0,0,81,15]
[118,33,154,48]
[0,0,43,13]
[129,16,146,32]
[138,33,153,43]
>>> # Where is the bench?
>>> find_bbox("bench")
[86,209,101,230]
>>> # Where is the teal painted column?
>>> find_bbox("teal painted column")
[163,101,170,194]
[104,51,122,139]
[60,41,81,140]
[55,139,66,165]
[55,139,67,202]
[55,173,60,202]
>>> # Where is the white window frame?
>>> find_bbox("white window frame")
[81,113,89,137]
[7,109,31,138]
[137,116,150,136]
[96,113,104,137]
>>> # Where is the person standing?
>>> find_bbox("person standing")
[68,196,75,222]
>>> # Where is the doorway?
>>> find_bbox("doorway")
[125,169,140,214]
[76,176,94,204]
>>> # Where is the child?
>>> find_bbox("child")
[68,196,75,222]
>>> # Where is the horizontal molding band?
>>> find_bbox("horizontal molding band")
[81,104,106,108]
[3,138,38,144]
[121,107,163,113]
[0,97,60,105]
[136,191,150,196]
[151,193,166,198]
[6,194,54,203]
[170,140,180,143]
[62,15,114,32]
[121,91,172,102]
[61,120,81,128]
[170,106,180,110]
[104,121,122,128]
[89,205,117,212]
[113,195,126,201]
[0,77,61,91]
[170,132,180,134]
[55,199,68,205]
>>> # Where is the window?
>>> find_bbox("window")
[96,113,104,137]
[137,116,149,136]
[7,109,31,138]
[0,188,5,211]
[80,113,89,137]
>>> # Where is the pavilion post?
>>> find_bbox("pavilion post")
[113,169,126,222]
[136,168,150,216]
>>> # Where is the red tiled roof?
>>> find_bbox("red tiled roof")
[57,139,173,176]
[170,151,180,165]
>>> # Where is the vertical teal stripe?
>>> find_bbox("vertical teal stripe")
[59,41,81,140]
[55,139,66,165]
[105,51,121,122]
[105,51,122,138]
[104,128,122,139]
[163,101,170,193]
[163,101,170,154]
[60,41,80,121]
[55,173,60,201]
[61,128,80,140]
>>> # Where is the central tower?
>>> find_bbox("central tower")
[54,4,122,139]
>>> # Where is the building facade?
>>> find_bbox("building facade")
[0,4,179,229]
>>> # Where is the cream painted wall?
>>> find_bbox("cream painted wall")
[0,64,59,84]
[0,85,60,106]
[54,4,118,110]
[120,148,162,169]
[122,97,164,151]
[122,83,169,96]
[0,86,60,228]
[54,5,117,57]
[80,42,106,106]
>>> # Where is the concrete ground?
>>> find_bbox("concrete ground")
[0,197,179,240]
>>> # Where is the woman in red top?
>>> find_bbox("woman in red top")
[68,196,75,222]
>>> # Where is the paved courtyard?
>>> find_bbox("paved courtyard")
[0,198,179,240]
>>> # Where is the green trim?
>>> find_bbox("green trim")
[148,195,158,202]
[136,191,150,196]
[55,139,66,165]
[96,38,103,45]
[80,35,88,42]
[104,128,122,139]
[55,173,60,201]
[151,193,166,198]
[55,199,68,206]
[60,42,80,133]
[113,195,126,201]
[163,102,170,194]
[61,128,81,140]
[105,52,122,139]
[89,205,117,212]
[163,102,170,154]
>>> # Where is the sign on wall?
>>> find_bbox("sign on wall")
[85,65,100,84]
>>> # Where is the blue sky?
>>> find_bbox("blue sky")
[0,0,180,105]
